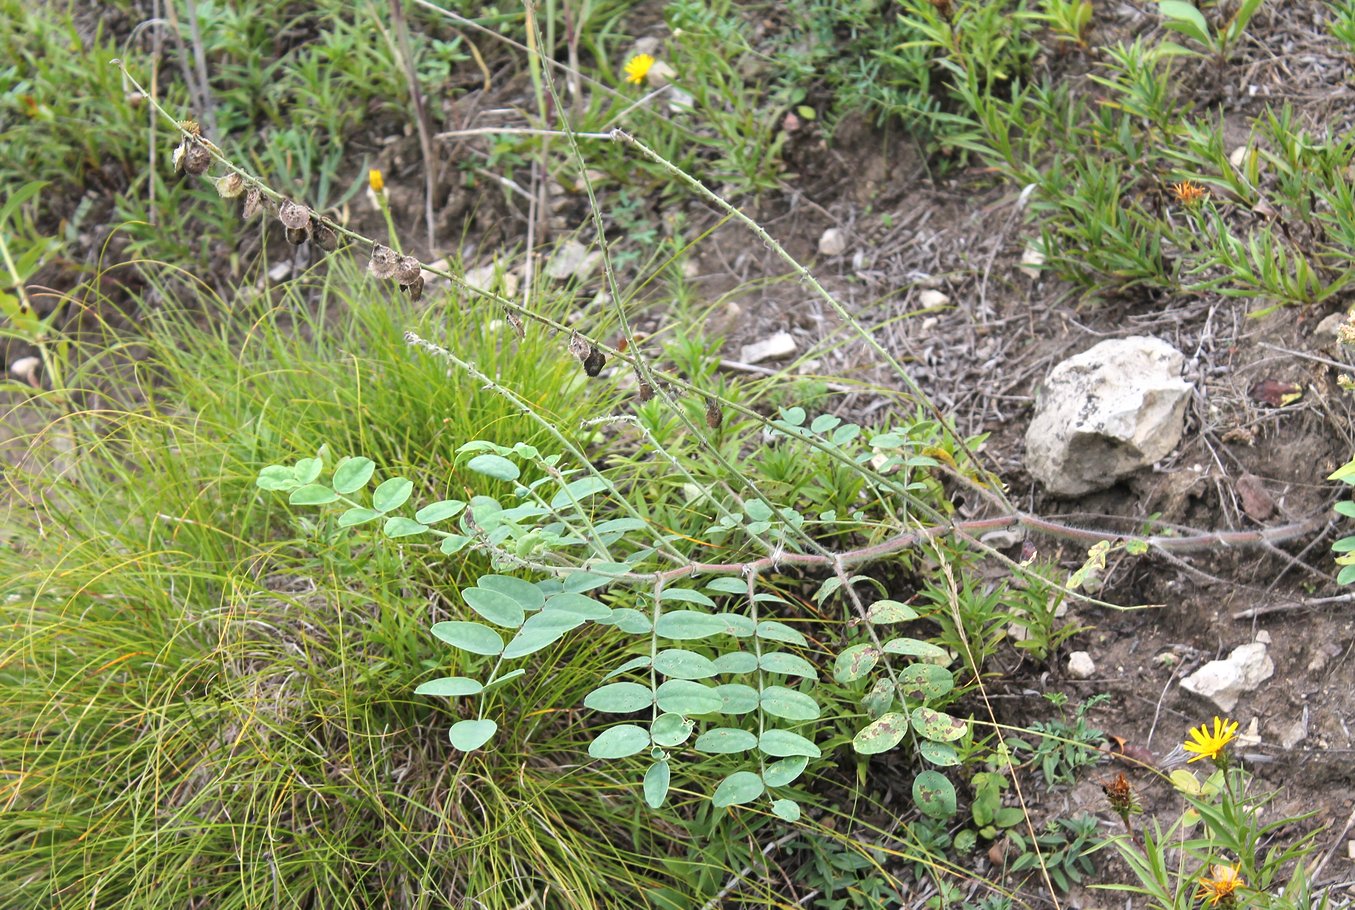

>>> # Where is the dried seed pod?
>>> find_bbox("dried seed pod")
[368,243,399,279]
[583,347,606,377]
[242,186,263,219]
[183,138,211,176]
[285,226,308,245]
[704,397,723,430]
[637,377,654,402]
[312,218,338,252]
[567,332,590,361]
[505,311,525,338]
[278,200,311,231]
[215,173,244,198]
[394,255,421,285]
[402,274,424,302]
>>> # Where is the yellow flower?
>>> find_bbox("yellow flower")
[1196,863,1244,906]
[1171,180,1208,206]
[1184,716,1238,764]
[369,168,385,193]
[623,53,655,85]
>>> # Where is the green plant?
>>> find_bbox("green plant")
[1098,717,1326,910]
[1328,452,1355,584]
[0,180,68,391]
[1037,0,1093,48]
[1009,813,1101,891]
[1158,0,1266,62]
[1007,695,1107,787]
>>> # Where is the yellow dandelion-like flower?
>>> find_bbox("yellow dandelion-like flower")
[1184,716,1238,764]
[369,168,385,194]
[624,53,655,85]
[1171,180,1208,206]
[1196,863,1244,906]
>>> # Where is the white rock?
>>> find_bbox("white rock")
[1180,641,1275,713]
[917,289,950,308]
[1024,337,1192,496]
[546,240,601,280]
[268,261,292,283]
[1279,711,1308,750]
[1019,242,1045,279]
[818,228,847,257]
[8,356,40,382]
[1067,651,1095,679]
[739,332,797,364]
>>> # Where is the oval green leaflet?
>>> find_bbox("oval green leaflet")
[714,683,759,714]
[853,711,908,755]
[896,664,954,700]
[650,712,693,747]
[758,729,820,758]
[588,724,650,759]
[430,621,504,656]
[290,484,337,505]
[833,643,880,683]
[866,599,919,624]
[463,587,526,628]
[414,676,483,697]
[449,718,497,752]
[759,686,820,721]
[331,456,375,494]
[911,706,967,742]
[644,761,670,809]
[652,649,718,680]
[882,637,950,662]
[477,575,544,611]
[585,682,654,713]
[694,727,758,754]
[655,679,723,715]
[913,770,957,819]
[712,771,764,808]
[762,755,809,788]
[758,652,817,679]
[466,453,520,482]
[372,476,414,512]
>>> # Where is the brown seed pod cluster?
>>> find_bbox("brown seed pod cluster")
[704,397,723,430]
[367,244,424,300]
[278,200,311,245]
[172,119,212,177]
[568,332,606,377]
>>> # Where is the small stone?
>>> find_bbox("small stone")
[267,261,292,283]
[818,227,847,257]
[1180,641,1274,712]
[9,356,40,383]
[1019,242,1045,279]
[739,331,797,364]
[645,60,677,87]
[1279,712,1308,750]
[1235,474,1275,522]
[1024,337,1192,496]
[1067,651,1095,679]
[545,240,602,280]
[979,529,1024,549]
[917,289,950,308]
[1229,146,1251,169]
[1315,311,1347,342]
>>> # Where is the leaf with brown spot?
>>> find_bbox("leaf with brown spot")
[1248,378,1303,408]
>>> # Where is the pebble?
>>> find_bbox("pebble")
[818,227,847,257]
[1067,651,1095,679]
[739,332,797,364]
